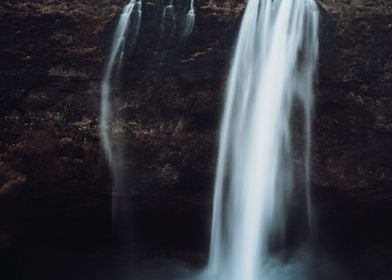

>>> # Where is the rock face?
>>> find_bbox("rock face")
[312,2,392,277]
[0,0,391,278]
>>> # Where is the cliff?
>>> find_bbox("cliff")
[0,0,391,279]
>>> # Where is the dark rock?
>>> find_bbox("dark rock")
[0,0,391,278]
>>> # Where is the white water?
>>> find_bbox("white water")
[118,1,142,67]
[206,0,319,280]
[100,0,141,165]
[181,0,195,40]
[161,0,176,37]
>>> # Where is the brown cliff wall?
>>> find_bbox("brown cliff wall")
[0,0,391,278]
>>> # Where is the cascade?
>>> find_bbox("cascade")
[161,0,176,37]
[181,0,195,40]
[119,0,142,65]
[100,0,142,164]
[99,0,142,220]
[206,0,319,279]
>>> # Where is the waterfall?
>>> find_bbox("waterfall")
[161,0,176,37]
[100,0,141,165]
[206,0,319,279]
[181,0,195,40]
[99,0,142,225]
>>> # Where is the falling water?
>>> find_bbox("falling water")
[181,0,195,40]
[99,1,141,229]
[100,0,141,164]
[161,0,176,37]
[118,1,142,67]
[206,0,319,280]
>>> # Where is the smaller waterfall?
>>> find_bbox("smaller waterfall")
[99,0,142,227]
[181,0,195,40]
[100,0,142,165]
[161,0,176,37]
[119,0,142,65]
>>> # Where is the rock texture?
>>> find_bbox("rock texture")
[0,0,391,279]
[312,2,392,278]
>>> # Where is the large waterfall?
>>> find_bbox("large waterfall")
[206,0,319,279]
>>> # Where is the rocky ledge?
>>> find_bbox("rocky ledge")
[0,0,391,279]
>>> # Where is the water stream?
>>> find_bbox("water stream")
[100,0,142,164]
[99,0,142,223]
[161,0,176,38]
[181,0,195,40]
[206,0,319,279]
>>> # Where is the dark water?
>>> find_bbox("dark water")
[1,195,391,280]
[2,233,390,280]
